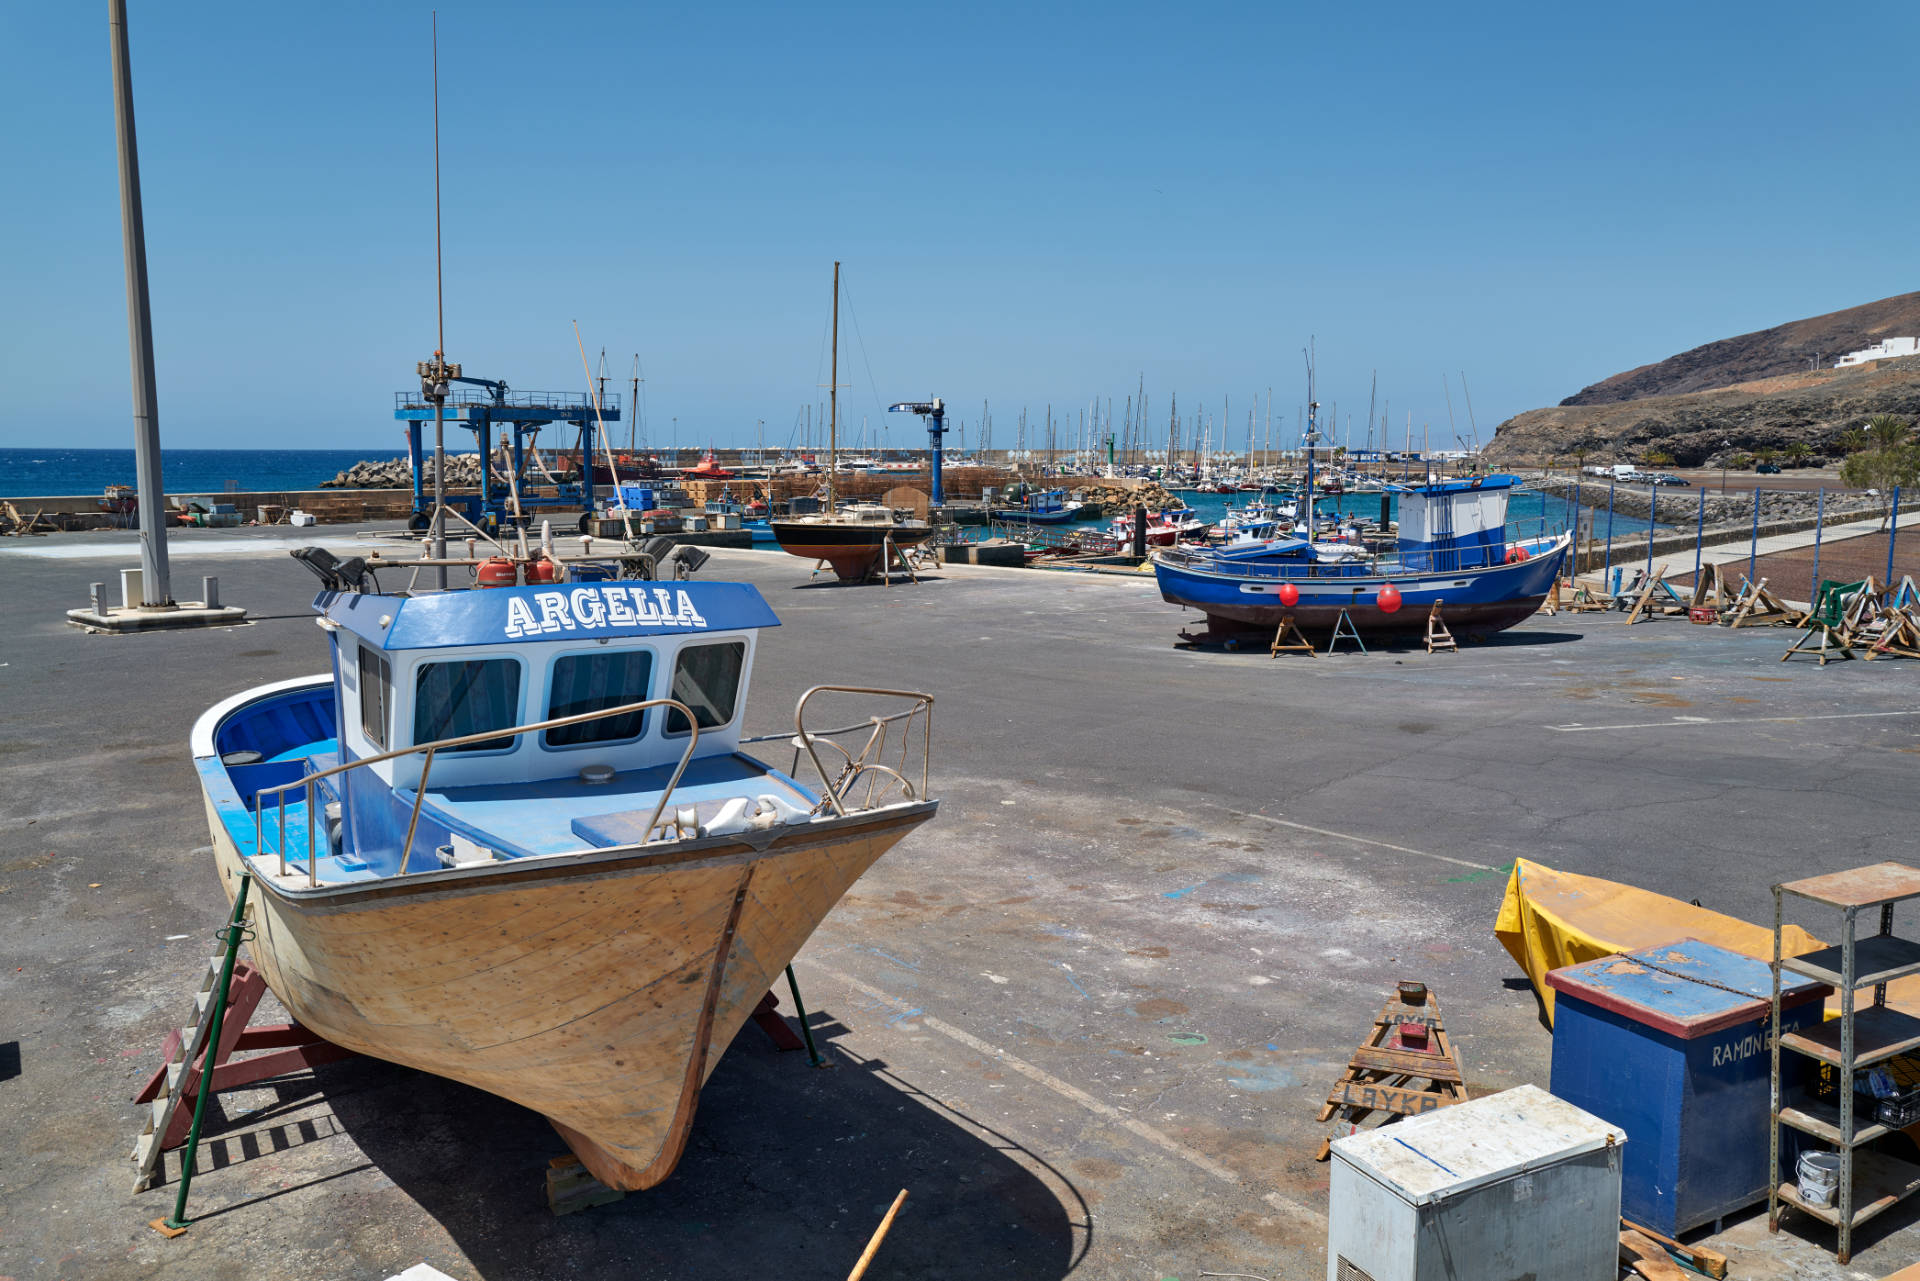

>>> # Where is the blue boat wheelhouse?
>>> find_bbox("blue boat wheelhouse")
[195,581,826,886]
[992,488,1075,524]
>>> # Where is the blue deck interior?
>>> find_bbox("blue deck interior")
[428,753,813,856]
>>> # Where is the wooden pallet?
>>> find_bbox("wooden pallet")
[1314,981,1468,1159]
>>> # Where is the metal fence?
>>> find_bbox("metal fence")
[1552,481,1912,599]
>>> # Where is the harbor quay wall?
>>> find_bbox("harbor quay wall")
[4,488,427,528]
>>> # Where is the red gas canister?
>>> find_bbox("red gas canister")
[525,555,560,584]
[476,556,519,588]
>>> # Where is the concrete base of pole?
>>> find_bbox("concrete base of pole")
[66,601,248,633]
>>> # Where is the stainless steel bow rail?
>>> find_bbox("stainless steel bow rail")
[253,698,700,886]
[742,686,935,819]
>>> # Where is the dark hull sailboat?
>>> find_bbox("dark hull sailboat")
[769,514,933,582]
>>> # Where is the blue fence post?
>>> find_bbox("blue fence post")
[1694,489,1706,583]
[1647,488,1656,580]
[1748,488,1762,587]
[1810,488,1824,605]
[1604,478,1616,585]
[1889,485,1903,588]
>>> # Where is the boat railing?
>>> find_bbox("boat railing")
[1158,517,1569,578]
[746,686,934,819]
[253,698,700,888]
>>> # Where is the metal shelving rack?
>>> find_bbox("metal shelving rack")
[1770,861,1920,1264]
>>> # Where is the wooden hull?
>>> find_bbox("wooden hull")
[768,519,932,582]
[204,796,936,1190]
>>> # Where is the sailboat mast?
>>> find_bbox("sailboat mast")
[828,260,840,514]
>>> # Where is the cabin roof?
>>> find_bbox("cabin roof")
[1382,473,1523,496]
[317,581,781,652]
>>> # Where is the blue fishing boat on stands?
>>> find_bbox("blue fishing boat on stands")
[1153,473,1569,645]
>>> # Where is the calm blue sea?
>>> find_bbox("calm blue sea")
[0,447,427,500]
[1,449,1671,538]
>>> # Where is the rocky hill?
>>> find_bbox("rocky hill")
[1561,291,1920,406]
[1484,355,1920,466]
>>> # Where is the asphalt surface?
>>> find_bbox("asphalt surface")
[3,523,1919,1280]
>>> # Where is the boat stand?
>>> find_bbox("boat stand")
[1269,614,1315,657]
[1325,608,1366,655]
[132,877,359,1224]
[1424,601,1458,654]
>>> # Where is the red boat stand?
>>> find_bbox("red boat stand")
[132,961,357,1151]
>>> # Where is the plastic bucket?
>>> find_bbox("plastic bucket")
[1798,1151,1842,1206]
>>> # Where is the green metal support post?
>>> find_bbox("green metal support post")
[785,964,826,1068]
[154,873,251,1236]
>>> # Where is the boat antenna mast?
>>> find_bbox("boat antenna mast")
[1302,340,1319,534]
[417,9,453,590]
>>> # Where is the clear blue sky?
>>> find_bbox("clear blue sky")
[3,1,1915,454]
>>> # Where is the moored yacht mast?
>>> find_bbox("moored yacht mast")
[828,260,840,515]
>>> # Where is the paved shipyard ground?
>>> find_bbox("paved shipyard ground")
[4,526,1919,1280]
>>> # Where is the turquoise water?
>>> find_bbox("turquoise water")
[1133,487,1670,538]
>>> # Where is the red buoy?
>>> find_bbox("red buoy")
[1508,544,1531,563]
[476,556,518,588]
[1378,583,1403,613]
[1278,581,1300,607]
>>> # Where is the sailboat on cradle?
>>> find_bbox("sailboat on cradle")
[769,262,932,581]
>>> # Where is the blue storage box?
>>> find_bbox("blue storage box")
[1547,938,1829,1236]
[613,484,656,511]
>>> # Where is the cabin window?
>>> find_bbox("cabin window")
[665,641,746,735]
[544,650,654,747]
[357,646,390,750]
[414,658,522,753]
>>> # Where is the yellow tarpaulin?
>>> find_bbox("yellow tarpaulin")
[1494,857,1829,1025]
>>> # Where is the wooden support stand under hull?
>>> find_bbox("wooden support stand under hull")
[206,797,935,1192]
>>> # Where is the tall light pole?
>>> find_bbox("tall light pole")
[1720,439,1732,494]
[108,0,170,607]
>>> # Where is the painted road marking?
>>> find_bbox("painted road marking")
[1546,710,1920,733]
[1224,809,1498,872]
[802,960,1330,1229]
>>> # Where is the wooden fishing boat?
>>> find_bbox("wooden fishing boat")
[189,567,937,1190]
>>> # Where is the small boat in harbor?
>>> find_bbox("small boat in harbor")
[1107,502,1211,547]
[1153,472,1568,642]
[191,560,937,1192]
[769,263,931,580]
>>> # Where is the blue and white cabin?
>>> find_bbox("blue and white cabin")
[1389,474,1521,571]
[192,580,829,886]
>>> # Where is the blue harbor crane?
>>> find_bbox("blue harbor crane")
[395,370,619,532]
[887,398,947,505]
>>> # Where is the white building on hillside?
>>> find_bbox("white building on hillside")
[1835,337,1920,368]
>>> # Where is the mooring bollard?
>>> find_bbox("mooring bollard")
[202,576,220,609]
[90,582,108,616]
